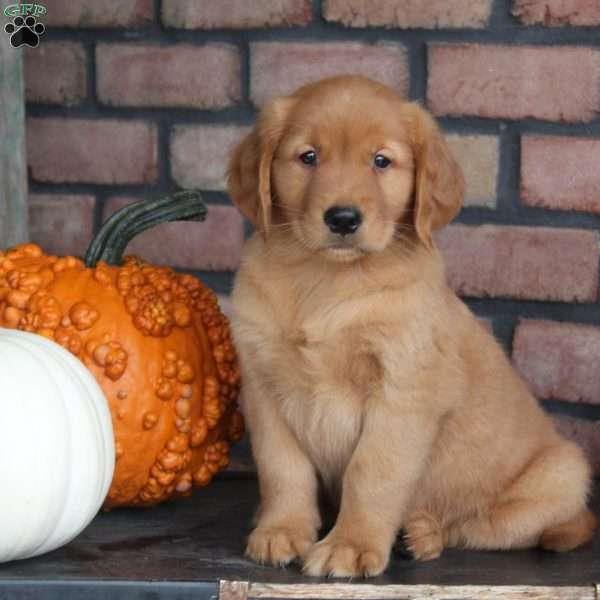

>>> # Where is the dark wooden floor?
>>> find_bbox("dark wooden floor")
[0,478,598,599]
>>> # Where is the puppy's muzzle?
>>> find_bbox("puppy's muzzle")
[323,205,363,235]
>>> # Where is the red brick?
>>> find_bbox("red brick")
[28,194,95,258]
[103,198,244,271]
[513,0,600,26]
[436,225,598,302]
[514,320,600,405]
[250,42,408,106]
[25,42,86,105]
[428,45,600,122]
[43,0,153,27]
[97,44,240,109]
[446,135,498,208]
[27,118,157,184]
[324,0,492,28]
[170,125,250,191]
[162,0,312,29]
[553,416,600,475]
[521,136,600,213]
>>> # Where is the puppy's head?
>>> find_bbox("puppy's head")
[228,75,463,261]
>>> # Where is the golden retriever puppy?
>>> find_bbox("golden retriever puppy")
[227,75,595,578]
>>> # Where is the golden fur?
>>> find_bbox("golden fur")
[227,75,596,578]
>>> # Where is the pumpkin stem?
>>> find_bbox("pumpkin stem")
[85,191,207,267]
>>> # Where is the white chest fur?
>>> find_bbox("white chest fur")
[246,290,379,490]
[275,337,366,488]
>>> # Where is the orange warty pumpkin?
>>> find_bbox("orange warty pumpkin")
[0,193,243,508]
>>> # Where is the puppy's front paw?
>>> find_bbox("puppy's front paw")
[302,535,388,578]
[404,511,443,561]
[246,526,316,567]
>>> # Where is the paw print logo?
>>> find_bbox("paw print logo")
[4,16,45,48]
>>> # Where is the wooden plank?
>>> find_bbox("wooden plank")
[220,580,250,600]
[248,583,596,600]
[0,28,28,246]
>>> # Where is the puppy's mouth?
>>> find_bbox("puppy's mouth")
[291,216,375,262]
[320,238,368,261]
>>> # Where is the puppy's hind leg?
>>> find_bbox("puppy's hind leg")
[447,441,594,551]
[539,509,597,552]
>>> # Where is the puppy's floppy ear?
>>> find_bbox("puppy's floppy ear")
[409,104,464,249]
[227,97,295,238]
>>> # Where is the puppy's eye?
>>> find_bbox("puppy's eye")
[299,150,317,166]
[374,154,392,169]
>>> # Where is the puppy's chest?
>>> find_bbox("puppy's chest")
[271,299,382,400]
[265,300,383,481]
[276,337,367,484]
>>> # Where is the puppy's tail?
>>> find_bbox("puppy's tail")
[539,509,597,552]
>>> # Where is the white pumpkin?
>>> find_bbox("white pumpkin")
[0,328,115,562]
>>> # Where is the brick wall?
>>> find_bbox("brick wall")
[22,0,600,473]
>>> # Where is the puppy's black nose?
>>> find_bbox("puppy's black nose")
[323,206,362,235]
